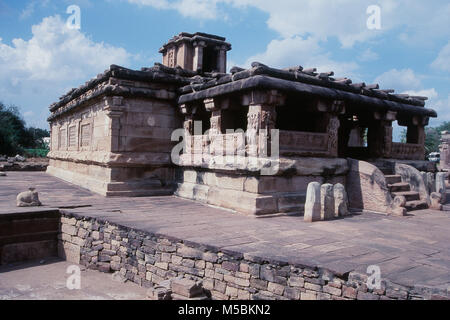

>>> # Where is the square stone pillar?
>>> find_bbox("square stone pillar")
[217,45,227,73]
[193,41,206,72]
[104,96,124,152]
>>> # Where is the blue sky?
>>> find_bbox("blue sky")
[0,0,449,139]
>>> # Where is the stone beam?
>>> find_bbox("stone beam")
[241,90,286,107]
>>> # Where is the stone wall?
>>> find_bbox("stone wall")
[47,91,182,197]
[57,211,447,300]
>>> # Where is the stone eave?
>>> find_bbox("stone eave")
[179,63,430,107]
[47,82,178,122]
[49,64,192,114]
[177,74,437,118]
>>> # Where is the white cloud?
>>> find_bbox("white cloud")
[20,1,36,20]
[402,88,438,100]
[128,0,220,19]
[374,68,422,92]
[0,15,131,128]
[431,41,450,72]
[130,0,450,47]
[243,36,359,79]
[432,95,450,122]
[358,48,379,62]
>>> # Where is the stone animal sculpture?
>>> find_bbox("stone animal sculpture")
[16,187,42,207]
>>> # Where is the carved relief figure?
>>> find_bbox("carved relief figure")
[327,116,340,156]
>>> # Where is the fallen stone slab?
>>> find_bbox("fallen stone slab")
[171,278,204,298]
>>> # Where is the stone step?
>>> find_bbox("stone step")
[385,175,402,185]
[388,182,411,192]
[392,191,421,202]
[405,200,429,211]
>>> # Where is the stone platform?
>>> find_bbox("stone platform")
[1,172,450,300]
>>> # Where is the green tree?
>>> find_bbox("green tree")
[0,101,35,156]
[424,127,440,154]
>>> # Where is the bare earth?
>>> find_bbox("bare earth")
[0,258,147,300]
[1,171,450,298]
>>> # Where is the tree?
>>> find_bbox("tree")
[0,101,35,156]
[424,127,440,154]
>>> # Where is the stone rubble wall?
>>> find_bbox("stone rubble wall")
[57,211,448,300]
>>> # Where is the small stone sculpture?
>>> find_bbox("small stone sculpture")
[430,192,443,210]
[333,183,348,217]
[16,187,42,207]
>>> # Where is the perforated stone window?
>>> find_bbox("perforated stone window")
[68,126,77,147]
[59,128,66,149]
[81,124,91,147]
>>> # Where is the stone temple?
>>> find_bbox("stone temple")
[47,32,438,217]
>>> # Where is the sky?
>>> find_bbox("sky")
[0,0,449,140]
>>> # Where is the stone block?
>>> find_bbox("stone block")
[171,278,203,298]
[333,183,348,217]
[304,182,321,222]
[301,291,317,300]
[61,224,77,236]
[320,184,335,220]
[436,172,447,203]
[267,282,284,295]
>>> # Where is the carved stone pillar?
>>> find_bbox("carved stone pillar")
[327,116,340,157]
[193,41,206,72]
[104,96,124,152]
[416,125,425,160]
[243,90,284,157]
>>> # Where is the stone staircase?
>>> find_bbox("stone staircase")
[383,170,428,211]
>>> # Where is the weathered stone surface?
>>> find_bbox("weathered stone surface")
[427,172,436,193]
[346,159,392,214]
[304,182,321,222]
[395,163,428,202]
[147,286,172,300]
[333,183,348,217]
[320,184,335,221]
[436,172,447,204]
[171,278,203,298]
[430,192,443,210]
